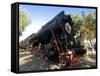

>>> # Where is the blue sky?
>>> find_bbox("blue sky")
[19,4,96,42]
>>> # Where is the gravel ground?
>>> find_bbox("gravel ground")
[19,49,96,72]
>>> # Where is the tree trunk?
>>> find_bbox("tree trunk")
[89,39,95,54]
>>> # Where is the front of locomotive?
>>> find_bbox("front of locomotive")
[58,13,76,66]
[59,13,86,66]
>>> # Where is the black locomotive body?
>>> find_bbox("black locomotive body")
[29,11,86,65]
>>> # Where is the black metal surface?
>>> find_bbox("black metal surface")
[29,11,73,44]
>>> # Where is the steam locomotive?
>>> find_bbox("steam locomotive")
[29,11,86,65]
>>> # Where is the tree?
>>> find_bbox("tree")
[71,14,83,42]
[72,11,96,53]
[82,12,96,53]
[19,9,31,36]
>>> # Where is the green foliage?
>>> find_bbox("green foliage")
[19,10,31,36]
[84,13,96,39]
[71,14,83,42]
[71,12,96,43]
[73,14,82,32]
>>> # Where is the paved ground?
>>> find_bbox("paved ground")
[19,49,96,72]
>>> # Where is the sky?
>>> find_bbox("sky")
[19,4,96,42]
